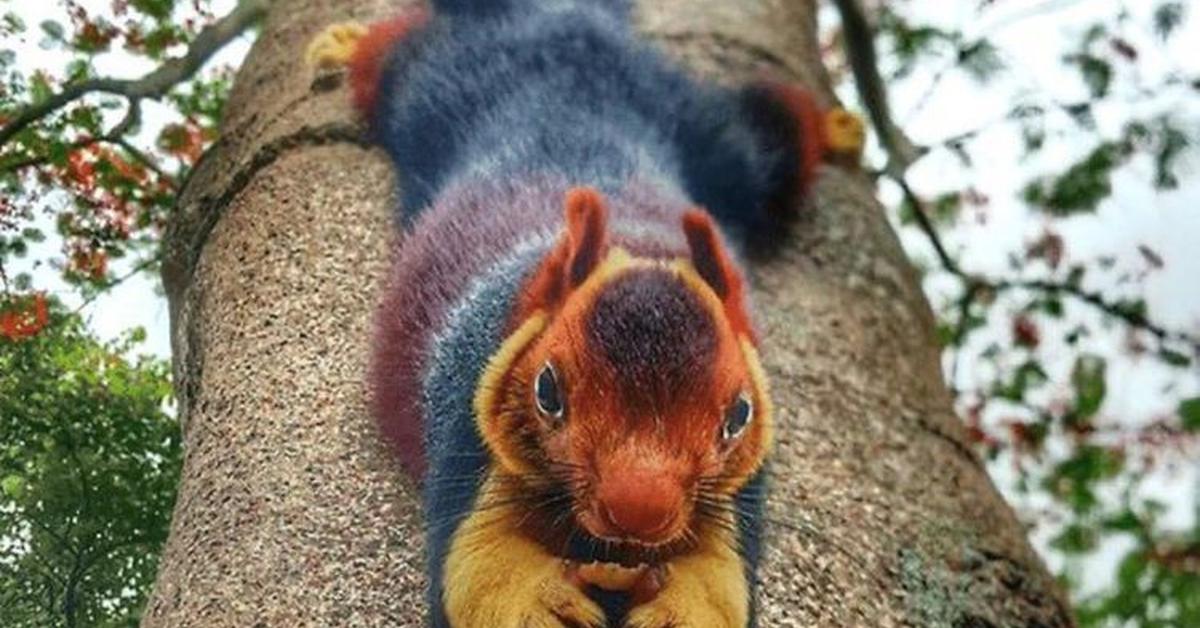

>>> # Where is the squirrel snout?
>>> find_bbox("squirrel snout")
[594,472,683,544]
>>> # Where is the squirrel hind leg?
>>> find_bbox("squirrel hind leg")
[744,82,865,205]
[307,11,430,117]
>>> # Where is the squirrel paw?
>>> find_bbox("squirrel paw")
[448,559,606,628]
[624,564,746,628]
[305,22,368,69]
[824,107,866,162]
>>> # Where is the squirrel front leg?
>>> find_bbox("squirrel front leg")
[624,526,749,628]
[443,474,606,628]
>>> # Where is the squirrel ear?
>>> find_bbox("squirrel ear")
[514,187,610,318]
[682,210,739,300]
[563,187,609,287]
[682,209,756,340]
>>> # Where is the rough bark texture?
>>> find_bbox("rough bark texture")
[146,0,1074,626]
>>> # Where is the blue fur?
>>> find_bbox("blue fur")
[421,238,553,628]
[376,2,788,625]
[736,468,769,624]
[372,0,797,239]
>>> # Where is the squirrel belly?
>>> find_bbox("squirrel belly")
[307,1,860,626]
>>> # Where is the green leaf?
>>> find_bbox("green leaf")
[1075,54,1112,98]
[2,12,27,34]
[1158,348,1192,367]
[996,360,1049,402]
[1179,397,1200,431]
[958,40,1005,83]
[1072,354,1107,418]
[0,474,24,499]
[1153,119,1188,190]
[1023,143,1123,215]
[39,19,64,41]
[1154,2,1185,40]
[1052,522,1099,553]
[1100,509,1142,533]
[130,0,177,21]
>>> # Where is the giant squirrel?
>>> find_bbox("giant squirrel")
[307,1,863,625]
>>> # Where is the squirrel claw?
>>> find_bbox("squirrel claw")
[305,21,368,69]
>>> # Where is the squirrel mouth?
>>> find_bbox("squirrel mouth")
[559,528,692,570]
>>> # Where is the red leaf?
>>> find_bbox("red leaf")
[0,293,49,341]
[1110,37,1139,61]
[1013,315,1040,348]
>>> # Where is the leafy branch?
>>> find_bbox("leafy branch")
[833,0,1200,355]
[0,0,268,151]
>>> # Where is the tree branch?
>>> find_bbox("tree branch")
[895,176,1200,354]
[1,99,142,172]
[830,0,922,174]
[73,254,162,315]
[0,0,268,150]
[833,0,1200,356]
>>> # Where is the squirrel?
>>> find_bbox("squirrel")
[307,1,863,626]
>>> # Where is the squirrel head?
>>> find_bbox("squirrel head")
[474,187,772,551]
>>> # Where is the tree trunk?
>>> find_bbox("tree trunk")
[146,0,1073,625]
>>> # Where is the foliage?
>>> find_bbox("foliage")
[1,1,239,624]
[0,0,235,298]
[866,1,1200,625]
[0,299,180,627]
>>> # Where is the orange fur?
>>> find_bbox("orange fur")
[761,82,828,191]
[480,191,772,555]
[681,210,756,344]
[348,10,430,116]
[513,187,610,324]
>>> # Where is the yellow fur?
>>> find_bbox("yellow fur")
[305,22,368,69]
[443,474,606,628]
[626,522,749,628]
[740,337,773,457]
[465,250,765,626]
[824,107,866,160]
[473,312,547,475]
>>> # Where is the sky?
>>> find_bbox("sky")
[6,0,1200,604]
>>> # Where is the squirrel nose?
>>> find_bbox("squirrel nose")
[595,472,682,543]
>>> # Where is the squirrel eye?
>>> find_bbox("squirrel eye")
[533,363,565,423]
[722,394,753,442]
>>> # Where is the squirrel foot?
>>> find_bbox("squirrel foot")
[305,21,368,69]
[824,107,866,163]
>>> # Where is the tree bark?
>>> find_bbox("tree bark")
[146,0,1074,626]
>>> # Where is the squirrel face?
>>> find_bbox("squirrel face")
[474,188,772,552]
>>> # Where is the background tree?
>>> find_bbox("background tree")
[0,302,179,627]
[0,0,1196,625]
[827,2,1200,624]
